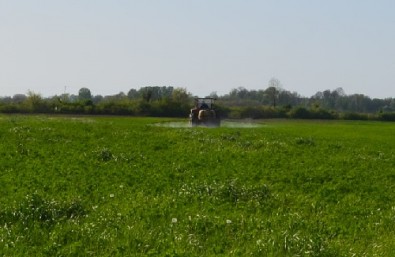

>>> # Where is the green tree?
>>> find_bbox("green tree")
[172,87,191,104]
[140,87,153,102]
[12,94,27,103]
[78,87,92,101]
[127,89,139,99]
[26,91,45,112]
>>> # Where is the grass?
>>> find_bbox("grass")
[0,115,395,256]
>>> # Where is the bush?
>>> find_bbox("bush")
[214,104,231,119]
[310,109,337,120]
[288,107,337,120]
[341,112,370,121]
[289,107,311,119]
[0,104,21,113]
[227,106,286,119]
[378,112,395,121]
[239,106,264,119]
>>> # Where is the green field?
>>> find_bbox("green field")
[1,115,395,256]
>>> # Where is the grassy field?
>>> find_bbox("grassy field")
[1,115,395,256]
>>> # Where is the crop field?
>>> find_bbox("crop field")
[1,115,395,256]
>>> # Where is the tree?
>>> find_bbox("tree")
[140,87,153,102]
[0,97,12,104]
[78,87,92,101]
[207,91,219,99]
[334,87,345,97]
[92,95,103,104]
[265,78,282,107]
[127,89,139,99]
[12,94,27,103]
[26,91,44,112]
[278,90,299,107]
[172,87,190,104]
[114,92,127,100]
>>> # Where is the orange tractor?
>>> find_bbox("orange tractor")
[189,98,220,127]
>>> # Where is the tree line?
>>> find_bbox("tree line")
[0,87,191,117]
[1,81,395,121]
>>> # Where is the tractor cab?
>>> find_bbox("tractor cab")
[189,98,220,127]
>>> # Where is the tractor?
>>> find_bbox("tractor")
[189,97,220,127]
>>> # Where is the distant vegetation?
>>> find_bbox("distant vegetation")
[1,80,395,121]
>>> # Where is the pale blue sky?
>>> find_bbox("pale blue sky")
[1,0,394,98]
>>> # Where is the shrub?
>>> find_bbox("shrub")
[310,109,337,119]
[289,107,311,119]
[378,112,395,121]
[341,112,370,121]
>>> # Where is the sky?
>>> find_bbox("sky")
[1,0,395,99]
